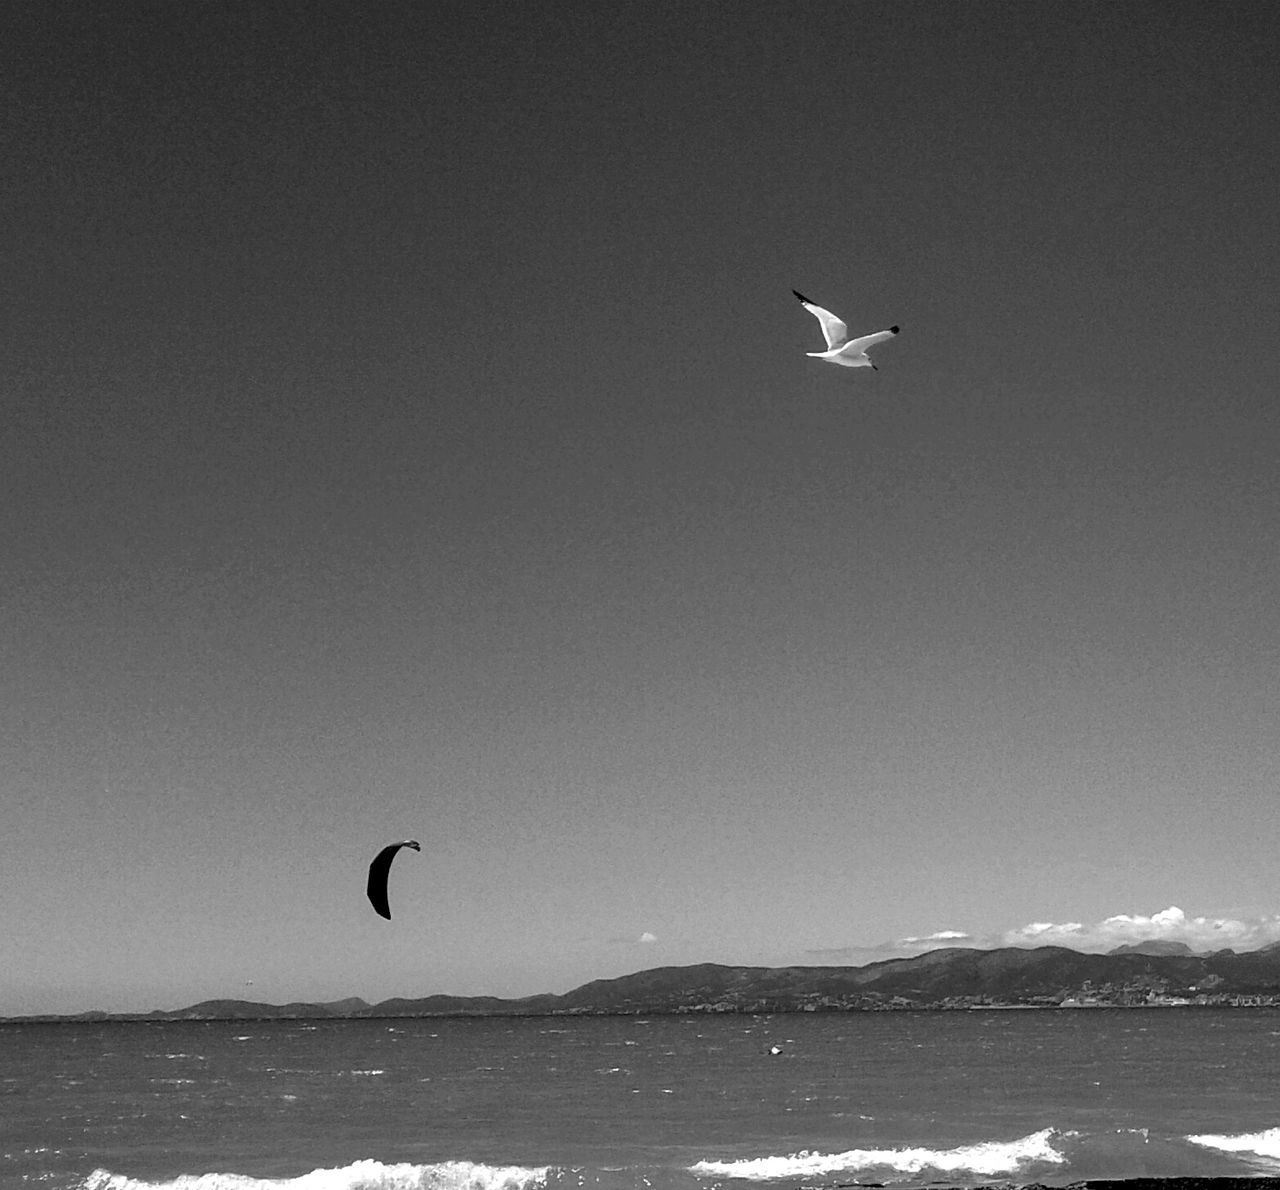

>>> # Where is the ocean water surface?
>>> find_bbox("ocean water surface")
[4,1008,1279,1190]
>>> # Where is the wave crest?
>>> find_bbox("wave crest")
[1186,1128,1280,1169]
[689,1127,1066,1181]
[81,1158,552,1190]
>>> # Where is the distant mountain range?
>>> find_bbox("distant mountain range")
[1106,940,1197,956]
[13,941,1280,1022]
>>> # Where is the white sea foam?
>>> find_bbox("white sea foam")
[80,1158,551,1190]
[690,1127,1066,1180]
[1187,1127,1280,1167]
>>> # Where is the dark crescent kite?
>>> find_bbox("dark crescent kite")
[366,839,420,919]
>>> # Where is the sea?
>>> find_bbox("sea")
[4,1008,1279,1190]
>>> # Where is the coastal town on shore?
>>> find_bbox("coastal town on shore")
[662,986,1280,1014]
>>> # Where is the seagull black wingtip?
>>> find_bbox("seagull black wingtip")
[792,289,812,304]
[890,326,900,334]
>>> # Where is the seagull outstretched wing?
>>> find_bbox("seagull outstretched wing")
[836,327,899,357]
[793,290,848,350]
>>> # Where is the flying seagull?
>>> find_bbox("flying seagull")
[793,290,899,369]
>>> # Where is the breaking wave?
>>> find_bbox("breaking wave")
[79,1159,551,1190]
[66,1126,1280,1190]
[1186,1127,1280,1170]
[689,1127,1067,1180]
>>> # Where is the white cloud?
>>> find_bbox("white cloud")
[802,931,973,964]
[605,930,660,946]
[1000,906,1280,953]
[897,929,974,950]
[804,907,1280,967]
[799,906,1280,970]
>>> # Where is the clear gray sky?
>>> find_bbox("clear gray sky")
[5,0,1280,1015]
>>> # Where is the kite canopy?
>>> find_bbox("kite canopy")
[366,839,420,919]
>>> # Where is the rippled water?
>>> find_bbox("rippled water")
[3,1008,1279,1189]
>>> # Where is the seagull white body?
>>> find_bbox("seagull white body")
[793,290,899,369]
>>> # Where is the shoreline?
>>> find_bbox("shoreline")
[978,1182,1280,1190]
